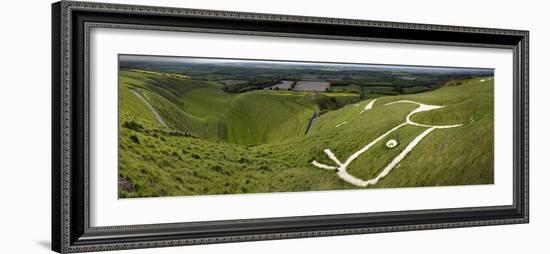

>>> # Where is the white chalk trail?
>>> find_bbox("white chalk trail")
[335,121,348,128]
[311,160,337,170]
[331,99,376,129]
[338,122,407,169]
[311,122,407,186]
[385,100,463,129]
[359,99,377,115]
[366,127,435,185]
[311,99,462,187]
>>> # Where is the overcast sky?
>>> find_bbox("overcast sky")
[119,54,493,72]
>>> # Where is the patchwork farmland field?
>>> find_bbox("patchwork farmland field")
[270,80,294,90]
[118,55,494,198]
[293,81,331,92]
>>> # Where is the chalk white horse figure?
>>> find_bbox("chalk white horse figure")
[311,99,462,187]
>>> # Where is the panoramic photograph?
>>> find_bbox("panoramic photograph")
[118,54,494,198]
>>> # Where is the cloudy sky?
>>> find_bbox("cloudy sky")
[119,54,493,73]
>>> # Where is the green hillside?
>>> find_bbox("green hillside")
[118,69,494,198]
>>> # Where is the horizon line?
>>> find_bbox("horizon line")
[119,54,495,72]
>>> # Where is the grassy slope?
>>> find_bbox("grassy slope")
[119,69,494,198]
[178,86,321,144]
[306,76,493,187]
[120,69,355,145]
[119,70,209,134]
[310,76,494,187]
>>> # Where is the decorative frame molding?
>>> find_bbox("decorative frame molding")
[52,1,529,253]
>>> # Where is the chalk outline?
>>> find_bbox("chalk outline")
[311,99,462,187]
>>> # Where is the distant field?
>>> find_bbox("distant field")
[331,84,360,93]
[403,86,429,94]
[399,76,417,80]
[270,80,293,90]
[128,69,191,79]
[293,81,330,92]
[363,86,399,95]
[219,80,248,85]
[118,67,494,198]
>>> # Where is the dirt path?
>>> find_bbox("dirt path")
[304,111,319,135]
[130,89,168,128]
[311,99,462,187]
